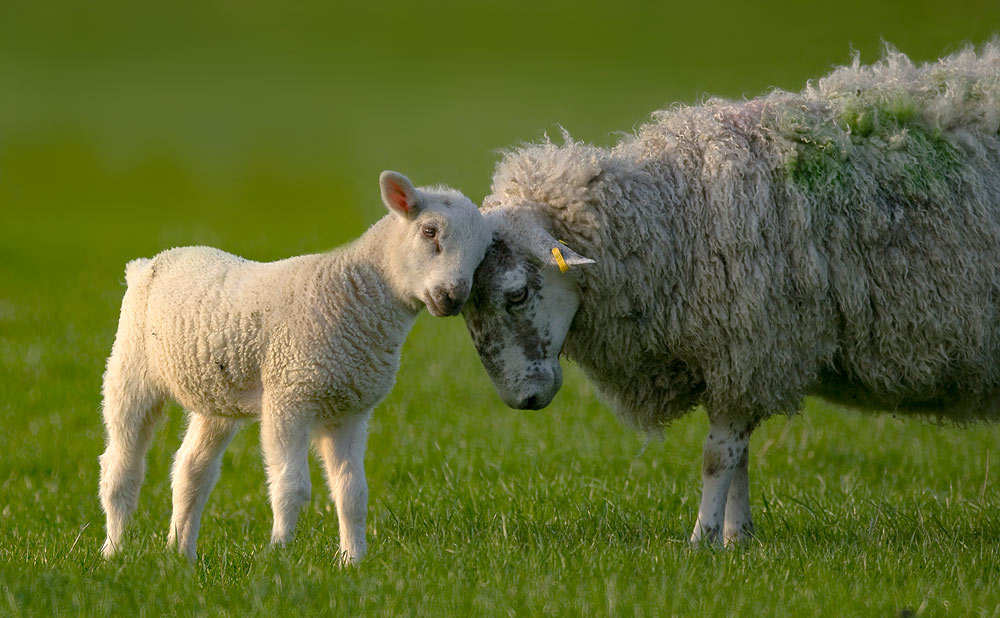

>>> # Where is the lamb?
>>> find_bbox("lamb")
[461,42,1000,546]
[99,171,491,562]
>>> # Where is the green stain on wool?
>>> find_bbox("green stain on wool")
[785,139,845,193]
[896,125,963,201]
[777,92,963,199]
[837,92,918,138]
[776,114,849,193]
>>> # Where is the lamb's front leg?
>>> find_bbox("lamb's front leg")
[690,414,753,547]
[315,410,371,564]
[261,406,313,547]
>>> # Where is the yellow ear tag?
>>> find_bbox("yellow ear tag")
[551,247,569,273]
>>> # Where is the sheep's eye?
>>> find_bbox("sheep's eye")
[421,225,437,239]
[506,288,527,305]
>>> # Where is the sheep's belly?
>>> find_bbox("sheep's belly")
[811,371,1000,422]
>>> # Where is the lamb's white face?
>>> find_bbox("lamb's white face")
[462,212,594,409]
[380,171,491,317]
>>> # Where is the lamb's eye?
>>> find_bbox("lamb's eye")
[506,288,527,305]
[421,225,437,239]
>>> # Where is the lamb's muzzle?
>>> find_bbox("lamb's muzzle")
[425,278,470,316]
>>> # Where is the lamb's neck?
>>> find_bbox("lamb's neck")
[316,215,422,320]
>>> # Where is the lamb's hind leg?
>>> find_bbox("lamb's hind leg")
[167,413,242,561]
[98,348,165,558]
[261,405,313,547]
[690,414,753,547]
[315,410,372,564]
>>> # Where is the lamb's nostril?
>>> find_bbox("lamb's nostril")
[437,288,465,316]
[520,395,540,409]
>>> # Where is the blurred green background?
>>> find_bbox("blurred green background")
[2,1,1000,616]
[4,0,998,253]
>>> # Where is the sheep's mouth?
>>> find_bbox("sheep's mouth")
[494,361,563,410]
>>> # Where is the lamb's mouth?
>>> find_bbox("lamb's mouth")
[424,291,464,317]
[424,295,444,317]
[423,294,455,317]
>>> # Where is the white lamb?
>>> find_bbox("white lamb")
[98,171,491,562]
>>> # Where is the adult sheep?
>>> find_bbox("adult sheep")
[99,171,491,562]
[461,43,1000,545]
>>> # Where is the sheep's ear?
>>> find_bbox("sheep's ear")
[523,224,595,271]
[380,171,422,218]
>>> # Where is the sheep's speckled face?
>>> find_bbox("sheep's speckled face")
[462,220,590,410]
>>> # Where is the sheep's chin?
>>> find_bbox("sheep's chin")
[496,361,562,410]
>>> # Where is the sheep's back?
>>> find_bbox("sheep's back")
[561,43,1000,428]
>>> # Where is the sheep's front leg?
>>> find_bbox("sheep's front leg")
[723,445,753,544]
[690,414,753,547]
[167,414,242,560]
[261,408,313,547]
[316,410,372,564]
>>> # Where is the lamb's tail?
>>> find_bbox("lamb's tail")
[124,258,152,287]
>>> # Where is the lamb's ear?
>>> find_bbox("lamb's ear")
[380,171,423,218]
[523,224,595,271]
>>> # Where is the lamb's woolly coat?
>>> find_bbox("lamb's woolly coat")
[127,230,417,422]
[486,43,1000,431]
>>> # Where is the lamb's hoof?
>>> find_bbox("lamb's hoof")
[269,533,293,548]
[171,544,197,563]
[100,539,118,559]
[337,549,363,567]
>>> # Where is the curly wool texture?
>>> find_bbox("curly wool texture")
[119,224,421,422]
[487,43,1000,431]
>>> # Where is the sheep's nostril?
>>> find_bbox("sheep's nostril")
[520,395,540,409]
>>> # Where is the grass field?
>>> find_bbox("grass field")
[2,1,1000,616]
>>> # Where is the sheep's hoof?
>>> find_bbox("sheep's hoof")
[722,524,755,547]
[689,526,723,549]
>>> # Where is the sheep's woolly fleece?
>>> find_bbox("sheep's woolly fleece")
[486,42,1000,431]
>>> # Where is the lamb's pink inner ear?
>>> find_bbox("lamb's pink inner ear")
[386,182,411,214]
